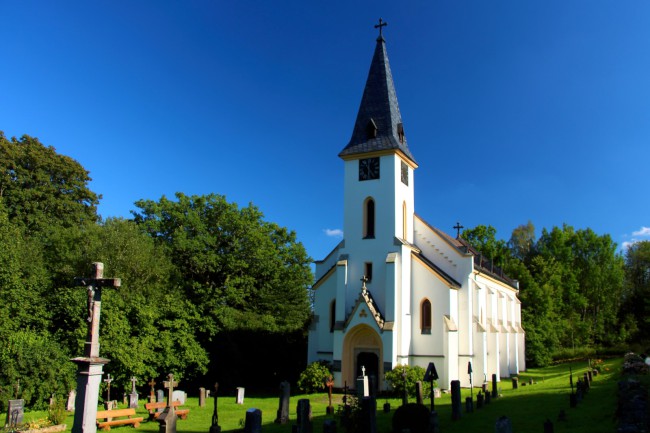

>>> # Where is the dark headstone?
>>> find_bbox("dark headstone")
[481,383,488,393]
[557,410,567,422]
[392,403,428,433]
[383,402,390,413]
[199,387,206,408]
[244,408,262,433]
[495,416,513,433]
[476,392,484,409]
[429,410,440,433]
[583,373,590,390]
[415,381,424,405]
[323,419,337,433]
[5,399,24,428]
[451,380,461,421]
[465,396,473,413]
[511,377,518,389]
[492,374,498,398]
[357,376,369,398]
[297,399,312,433]
[359,397,377,433]
[275,381,290,424]
[544,418,554,433]
[587,370,593,382]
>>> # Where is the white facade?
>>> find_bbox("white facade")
[306,33,525,391]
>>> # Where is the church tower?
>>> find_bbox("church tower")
[307,21,525,392]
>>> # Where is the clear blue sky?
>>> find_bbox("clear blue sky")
[1,1,648,261]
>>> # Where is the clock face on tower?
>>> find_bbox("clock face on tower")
[359,157,380,181]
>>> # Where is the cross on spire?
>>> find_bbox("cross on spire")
[374,18,387,41]
[453,222,464,239]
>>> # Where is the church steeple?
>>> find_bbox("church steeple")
[339,21,416,164]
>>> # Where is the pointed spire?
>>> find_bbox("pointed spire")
[339,23,416,163]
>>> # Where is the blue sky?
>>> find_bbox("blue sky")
[1,1,648,261]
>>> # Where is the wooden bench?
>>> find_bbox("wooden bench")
[96,408,144,431]
[144,401,189,420]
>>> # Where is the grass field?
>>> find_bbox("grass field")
[19,357,626,433]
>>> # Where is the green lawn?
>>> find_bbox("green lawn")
[21,357,624,433]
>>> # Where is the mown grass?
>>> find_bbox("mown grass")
[20,357,623,433]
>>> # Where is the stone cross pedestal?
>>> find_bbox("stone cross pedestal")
[71,263,120,433]
[148,379,157,404]
[129,377,138,408]
[210,383,221,433]
[158,374,179,433]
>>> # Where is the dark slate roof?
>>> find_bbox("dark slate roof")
[339,36,416,164]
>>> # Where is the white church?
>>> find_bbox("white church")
[307,26,525,391]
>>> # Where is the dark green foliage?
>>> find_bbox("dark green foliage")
[0,132,100,234]
[0,330,76,411]
[392,403,430,433]
[297,361,332,394]
[48,398,67,425]
[132,193,313,337]
[384,365,427,398]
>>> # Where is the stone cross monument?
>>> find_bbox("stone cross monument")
[71,262,120,433]
[158,374,179,433]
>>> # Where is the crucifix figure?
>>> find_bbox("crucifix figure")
[72,262,120,433]
[453,222,464,239]
[148,378,156,398]
[374,18,387,40]
[325,376,334,408]
[103,374,113,401]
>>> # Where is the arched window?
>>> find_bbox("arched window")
[363,198,375,239]
[329,300,336,333]
[421,299,432,334]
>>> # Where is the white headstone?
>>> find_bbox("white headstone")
[236,387,245,404]
[66,391,76,411]
[172,390,186,405]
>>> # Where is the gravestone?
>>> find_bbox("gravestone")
[103,374,113,409]
[587,370,593,382]
[392,403,428,433]
[433,388,441,399]
[323,419,337,433]
[157,389,165,413]
[199,387,206,408]
[296,399,312,433]
[71,263,119,433]
[325,376,334,415]
[511,377,518,389]
[492,374,498,398]
[5,399,25,428]
[495,416,513,433]
[415,381,424,405]
[583,373,590,391]
[357,376,369,398]
[485,391,491,405]
[148,379,157,404]
[476,392,484,409]
[158,374,179,433]
[244,408,262,433]
[123,393,127,406]
[210,383,221,433]
[450,380,461,421]
[67,390,77,412]
[172,390,186,405]
[275,381,290,424]
[129,377,139,409]
[544,418,554,433]
[465,396,473,413]
[236,387,245,404]
[359,397,376,433]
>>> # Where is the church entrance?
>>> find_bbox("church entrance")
[356,351,379,395]
[342,324,383,391]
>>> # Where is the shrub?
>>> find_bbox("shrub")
[297,361,332,393]
[48,399,67,425]
[384,364,427,398]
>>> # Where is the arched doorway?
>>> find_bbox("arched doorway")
[342,324,383,392]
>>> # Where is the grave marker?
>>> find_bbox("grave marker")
[325,376,334,415]
[244,408,262,433]
[275,381,290,424]
[158,374,179,433]
[495,416,513,433]
[210,383,221,433]
[450,380,461,421]
[71,262,119,433]
[297,399,312,433]
[5,399,25,429]
[236,387,245,404]
[129,376,139,408]
[415,381,424,405]
[67,390,77,412]
[148,379,157,404]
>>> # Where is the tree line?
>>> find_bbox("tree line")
[1,132,649,409]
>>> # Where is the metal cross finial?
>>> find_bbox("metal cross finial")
[374,18,387,40]
[360,275,369,292]
[453,222,464,239]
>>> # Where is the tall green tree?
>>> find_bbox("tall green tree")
[508,221,536,261]
[0,132,100,234]
[621,240,650,338]
[462,224,511,267]
[132,193,313,338]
